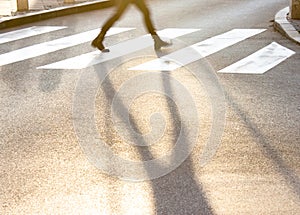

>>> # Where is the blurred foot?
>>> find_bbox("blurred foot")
[91,38,110,52]
[153,36,172,50]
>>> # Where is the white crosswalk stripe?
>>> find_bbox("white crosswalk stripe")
[0,26,67,44]
[217,42,295,74]
[37,28,200,70]
[0,27,134,66]
[129,29,266,71]
[0,26,296,75]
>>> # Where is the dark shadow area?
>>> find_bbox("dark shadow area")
[38,70,63,92]
[150,54,214,214]
[225,90,300,200]
[93,53,214,214]
[0,68,29,92]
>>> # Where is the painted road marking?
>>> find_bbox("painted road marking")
[0,27,134,66]
[37,28,200,70]
[129,29,266,71]
[0,26,67,44]
[217,42,295,74]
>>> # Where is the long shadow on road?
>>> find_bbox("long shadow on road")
[94,54,214,214]
[225,90,300,201]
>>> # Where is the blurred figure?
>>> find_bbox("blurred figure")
[92,0,171,52]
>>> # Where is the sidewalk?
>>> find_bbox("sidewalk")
[274,7,300,45]
[0,0,113,29]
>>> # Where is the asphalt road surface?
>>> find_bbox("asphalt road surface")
[1,0,299,214]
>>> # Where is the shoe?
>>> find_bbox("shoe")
[153,36,172,50]
[91,38,110,52]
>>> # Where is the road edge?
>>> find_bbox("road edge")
[274,7,300,45]
[0,0,113,29]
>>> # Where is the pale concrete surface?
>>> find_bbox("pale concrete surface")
[274,7,300,45]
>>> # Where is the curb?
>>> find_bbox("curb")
[0,0,113,30]
[274,7,300,45]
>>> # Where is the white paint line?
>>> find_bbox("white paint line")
[129,29,266,71]
[0,26,68,44]
[0,27,134,66]
[37,28,200,70]
[217,42,295,74]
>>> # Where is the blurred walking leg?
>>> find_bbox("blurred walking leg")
[92,0,171,52]
[134,0,171,50]
[92,0,131,52]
